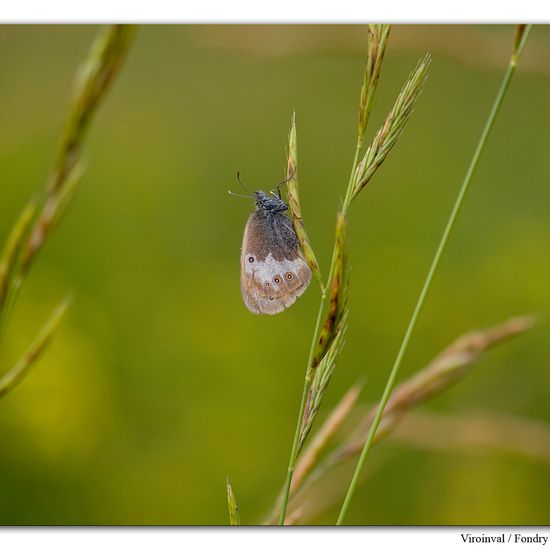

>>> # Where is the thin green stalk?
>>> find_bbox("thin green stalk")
[336,25,532,525]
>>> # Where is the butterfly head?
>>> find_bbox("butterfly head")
[254,191,288,214]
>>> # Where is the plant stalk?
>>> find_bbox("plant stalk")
[278,293,325,524]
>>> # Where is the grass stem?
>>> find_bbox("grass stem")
[278,293,326,524]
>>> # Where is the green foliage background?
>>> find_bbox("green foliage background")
[0,25,549,525]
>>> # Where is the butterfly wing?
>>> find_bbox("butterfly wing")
[240,212,312,315]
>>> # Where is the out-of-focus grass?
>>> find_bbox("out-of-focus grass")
[0,25,549,525]
[0,24,134,404]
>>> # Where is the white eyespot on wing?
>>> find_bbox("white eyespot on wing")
[244,254,257,274]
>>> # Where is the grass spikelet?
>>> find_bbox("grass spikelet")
[383,314,536,415]
[299,320,347,453]
[22,25,136,275]
[351,53,431,202]
[338,314,537,459]
[357,25,391,147]
[286,112,324,293]
[226,478,240,526]
[294,382,362,492]
[0,25,135,400]
[311,213,348,369]
[50,25,136,196]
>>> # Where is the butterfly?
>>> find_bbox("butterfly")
[235,179,312,315]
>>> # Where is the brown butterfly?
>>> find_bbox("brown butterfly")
[239,190,311,315]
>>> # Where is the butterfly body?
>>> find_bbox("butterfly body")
[240,191,312,315]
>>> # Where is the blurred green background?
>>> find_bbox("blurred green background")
[0,25,549,525]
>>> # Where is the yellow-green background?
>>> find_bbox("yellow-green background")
[0,25,549,525]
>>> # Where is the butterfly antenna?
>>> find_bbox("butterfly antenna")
[228,171,253,199]
[237,172,250,193]
[228,190,253,199]
[270,166,296,197]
